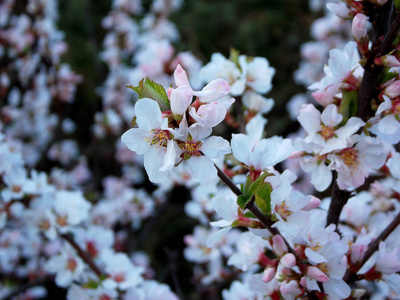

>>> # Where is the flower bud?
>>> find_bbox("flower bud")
[273,235,288,257]
[281,253,297,269]
[262,266,276,283]
[302,196,321,210]
[352,14,367,42]
[174,64,189,87]
[384,81,400,98]
[307,266,329,282]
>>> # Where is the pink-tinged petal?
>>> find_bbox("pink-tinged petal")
[187,156,217,182]
[174,64,189,86]
[193,79,230,103]
[311,91,335,106]
[302,196,321,210]
[307,266,329,282]
[170,85,193,115]
[206,226,231,248]
[121,128,151,154]
[335,117,365,138]
[298,104,321,135]
[379,114,400,135]
[135,98,162,131]
[321,104,342,126]
[272,235,288,257]
[231,133,254,165]
[202,136,231,158]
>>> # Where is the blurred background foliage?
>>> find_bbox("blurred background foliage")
[54,1,319,299]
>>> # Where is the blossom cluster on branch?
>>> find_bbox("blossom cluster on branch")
[2,0,400,299]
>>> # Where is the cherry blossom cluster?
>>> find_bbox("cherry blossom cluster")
[120,1,400,299]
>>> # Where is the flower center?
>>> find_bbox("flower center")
[67,258,77,271]
[275,201,293,220]
[319,125,335,140]
[316,262,331,275]
[339,148,359,169]
[184,141,203,155]
[146,129,170,148]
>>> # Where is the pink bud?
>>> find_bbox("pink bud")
[193,79,230,103]
[383,55,400,67]
[300,276,307,287]
[351,244,366,263]
[384,80,400,98]
[170,85,193,115]
[174,64,189,87]
[273,235,288,257]
[262,266,276,283]
[307,266,329,282]
[311,91,335,106]
[302,196,321,210]
[352,13,368,42]
[281,253,297,269]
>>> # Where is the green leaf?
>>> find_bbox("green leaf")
[254,182,272,215]
[338,89,358,122]
[243,211,256,219]
[237,195,251,209]
[127,78,170,111]
[378,68,398,85]
[246,172,271,198]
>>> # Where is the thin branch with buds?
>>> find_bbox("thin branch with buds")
[214,163,297,256]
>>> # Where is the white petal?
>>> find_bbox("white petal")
[121,128,151,154]
[135,98,162,131]
[321,104,342,126]
[202,136,231,158]
[231,134,254,165]
[206,226,231,248]
[188,156,217,182]
[379,114,400,135]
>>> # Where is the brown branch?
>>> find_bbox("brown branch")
[1,276,51,300]
[344,211,400,283]
[326,173,352,229]
[60,233,105,279]
[214,163,297,256]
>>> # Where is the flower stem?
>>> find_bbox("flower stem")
[344,211,400,283]
[60,233,105,279]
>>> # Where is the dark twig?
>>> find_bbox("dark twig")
[344,211,400,283]
[214,163,297,256]
[326,174,352,229]
[60,233,105,279]
[1,276,51,300]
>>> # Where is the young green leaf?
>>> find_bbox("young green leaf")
[127,78,170,111]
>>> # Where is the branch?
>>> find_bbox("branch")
[326,174,352,230]
[60,233,105,279]
[214,163,297,256]
[344,211,400,283]
[2,276,51,300]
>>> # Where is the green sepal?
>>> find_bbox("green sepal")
[237,194,251,209]
[229,48,241,70]
[127,77,170,111]
[231,219,240,227]
[131,116,137,127]
[83,279,100,289]
[254,182,272,216]
[243,211,256,219]
[378,67,398,85]
[338,89,358,122]
[172,112,183,122]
